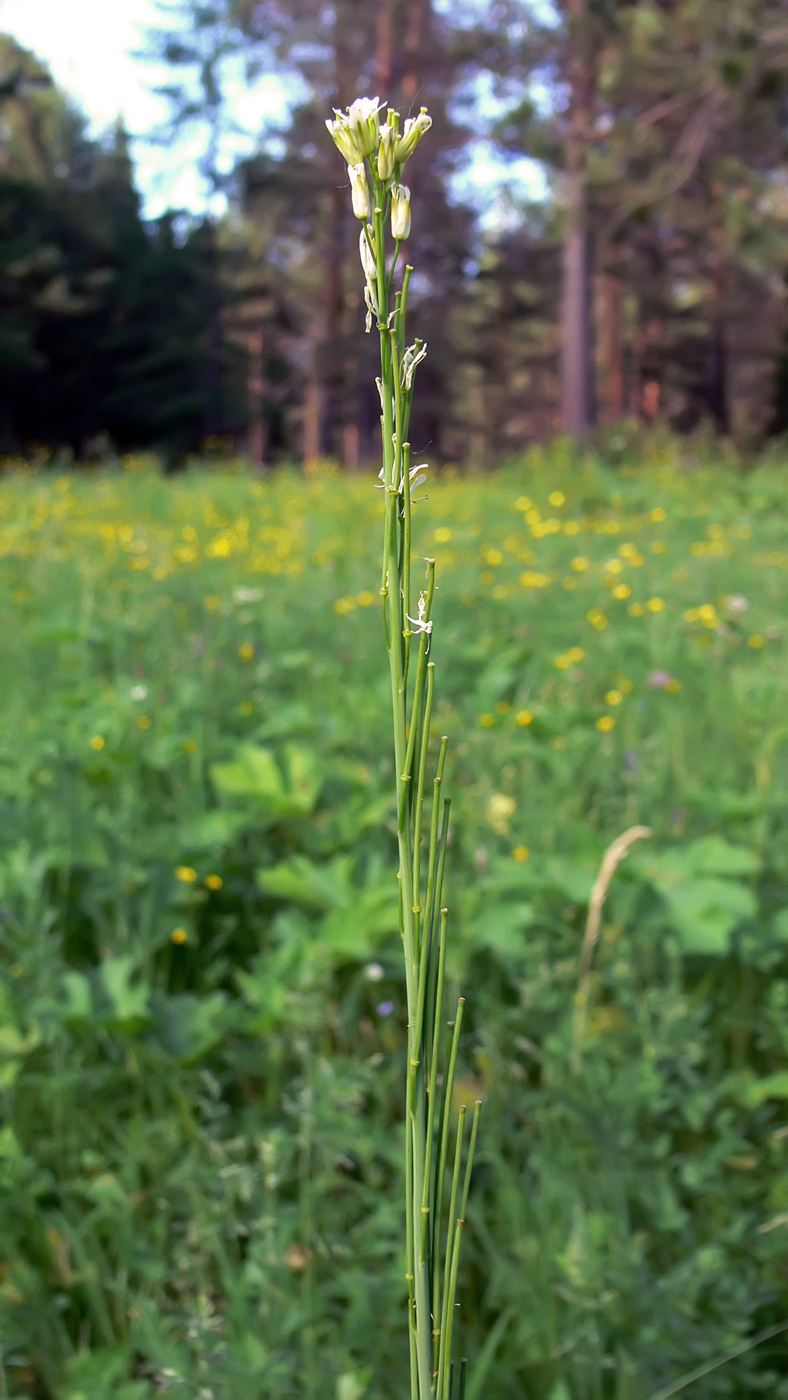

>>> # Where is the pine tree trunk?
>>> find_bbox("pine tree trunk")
[247,327,265,470]
[599,252,624,422]
[707,262,729,432]
[560,0,595,438]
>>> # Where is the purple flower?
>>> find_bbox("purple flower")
[376,1000,395,1018]
[647,669,672,689]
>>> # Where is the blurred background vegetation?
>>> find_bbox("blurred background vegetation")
[1,0,788,468]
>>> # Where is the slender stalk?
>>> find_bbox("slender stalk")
[327,97,480,1398]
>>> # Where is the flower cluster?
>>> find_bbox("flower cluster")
[326,96,432,331]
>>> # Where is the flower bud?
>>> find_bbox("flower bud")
[391,184,411,241]
[359,228,377,282]
[346,96,383,159]
[325,115,362,166]
[377,123,397,181]
[349,163,371,221]
[395,108,432,165]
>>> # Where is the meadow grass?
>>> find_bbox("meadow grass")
[2,444,788,1398]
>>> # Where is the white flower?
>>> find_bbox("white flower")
[406,591,433,636]
[349,163,370,220]
[724,593,749,615]
[408,462,429,498]
[325,115,362,166]
[377,121,397,180]
[364,282,377,333]
[233,586,263,603]
[391,184,411,241]
[395,108,432,165]
[346,96,384,158]
[130,684,148,702]
[401,340,427,390]
[365,962,385,982]
[359,228,376,282]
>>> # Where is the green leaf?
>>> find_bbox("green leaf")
[665,878,757,955]
[320,883,399,958]
[61,1347,152,1400]
[258,854,353,910]
[98,956,151,1027]
[211,744,286,801]
[61,971,93,1023]
[257,857,398,959]
[470,901,535,959]
[151,992,226,1064]
[178,808,250,849]
[210,743,322,819]
[727,1071,788,1109]
[641,837,760,886]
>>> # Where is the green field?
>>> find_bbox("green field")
[3,444,788,1400]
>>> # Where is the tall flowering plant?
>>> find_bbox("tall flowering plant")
[327,99,480,1400]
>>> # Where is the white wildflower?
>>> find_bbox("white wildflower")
[349,163,370,221]
[401,340,427,390]
[359,228,376,282]
[406,591,433,636]
[377,121,397,180]
[346,96,384,158]
[325,115,362,166]
[130,684,148,702]
[391,184,411,241]
[395,108,432,165]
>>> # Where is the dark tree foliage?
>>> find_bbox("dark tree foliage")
[2,0,788,463]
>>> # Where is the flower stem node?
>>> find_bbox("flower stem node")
[391,184,412,242]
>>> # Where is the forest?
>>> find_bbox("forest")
[1,0,788,469]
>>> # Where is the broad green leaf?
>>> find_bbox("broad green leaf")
[258,854,354,910]
[178,808,250,849]
[470,902,535,958]
[210,744,285,801]
[642,837,760,886]
[664,878,756,955]
[61,971,93,1023]
[210,743,322,818]
[281,742,322,814]
[320,883,399,957]
[727,1071,788,1109]
[99,956,151,1027]
[152,992,226,1064]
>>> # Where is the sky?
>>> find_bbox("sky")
[0,0,545,221]
[0,0,294,215]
